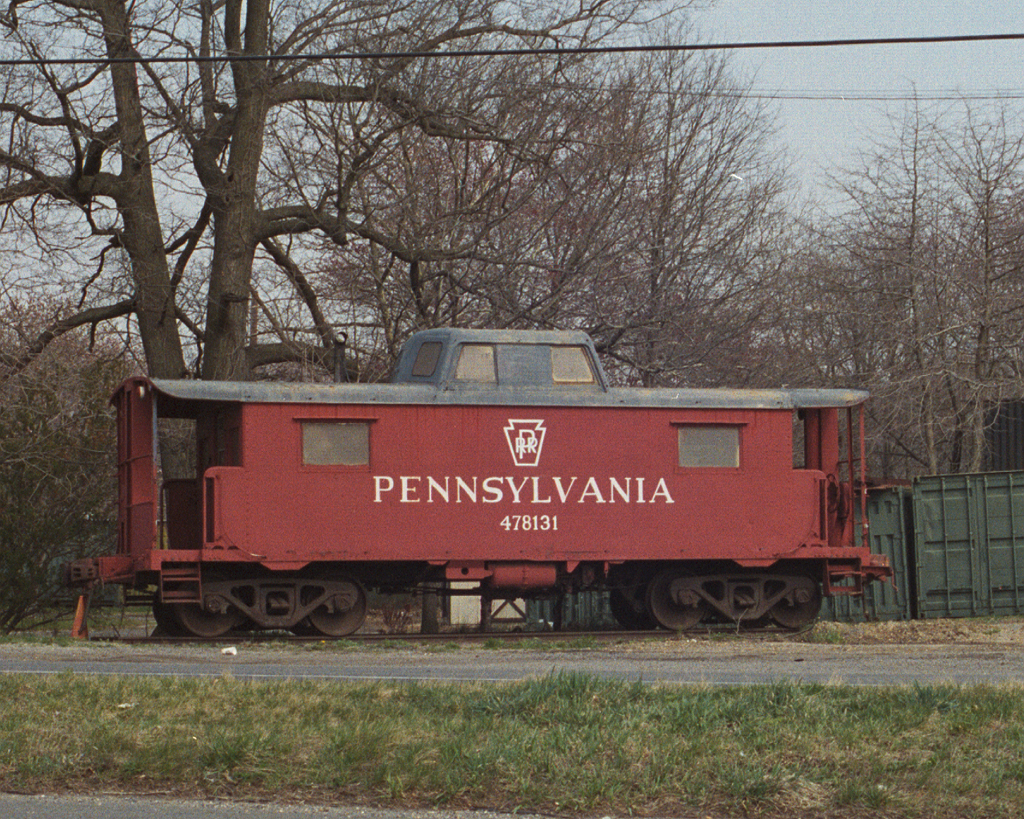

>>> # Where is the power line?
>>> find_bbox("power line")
[731,89,1024,102]
[526,80,1024,103]
[2,31,1023,67]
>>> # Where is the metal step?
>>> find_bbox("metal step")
[160,563,202,603]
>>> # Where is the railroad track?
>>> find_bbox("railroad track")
[94,623,805,646]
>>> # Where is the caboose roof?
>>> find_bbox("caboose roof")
[403,327,597,346]
[142,377,868,416]
[135,325,867,416]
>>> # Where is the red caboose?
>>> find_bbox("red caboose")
[67,328,890,636]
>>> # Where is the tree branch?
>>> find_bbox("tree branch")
[272,80,494,141]
[0,299,135,382]
[259,237,336,351]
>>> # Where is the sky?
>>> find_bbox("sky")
[689,1,1024,204]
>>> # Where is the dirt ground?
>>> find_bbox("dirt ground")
[796,618,1024,645]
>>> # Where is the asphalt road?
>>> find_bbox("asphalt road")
[1,637,1023,686]
[0,794,560,819]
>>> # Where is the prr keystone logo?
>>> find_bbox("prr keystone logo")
[504,419,546,467]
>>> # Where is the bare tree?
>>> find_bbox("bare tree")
[0,0,660,382]
[306,33,791,386]
[785,100,1024,478]
[592,48,789,387]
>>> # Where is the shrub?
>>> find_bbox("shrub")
[0,312,128,632]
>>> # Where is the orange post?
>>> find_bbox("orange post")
[71,592,90,639]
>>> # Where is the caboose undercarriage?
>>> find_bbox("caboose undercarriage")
[154,573,367,637]
[605,561,876,631]
[92,554,885,638]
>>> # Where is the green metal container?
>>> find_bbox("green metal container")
[912,471,1024,618]
[822,485,913,622]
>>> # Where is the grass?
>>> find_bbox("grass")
[481,635,602,651]
[2,671,1023,818]
[801,621,848,644]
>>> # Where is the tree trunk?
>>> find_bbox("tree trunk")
[200,0,270,382]
[101,0,187,380]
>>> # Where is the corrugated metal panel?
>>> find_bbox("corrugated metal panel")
[913,472,1024,618]
[823,485,913,622]
[526,593,617,631]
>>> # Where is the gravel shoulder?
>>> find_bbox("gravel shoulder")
[3,619,1024,687]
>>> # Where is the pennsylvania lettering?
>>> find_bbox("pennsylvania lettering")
[373,475,674,504]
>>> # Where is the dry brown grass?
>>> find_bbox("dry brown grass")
[799,618,1022,645]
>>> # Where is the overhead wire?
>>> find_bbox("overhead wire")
[0,31,1021,105]
[0,31,1022,67]
[719,89,1024,102]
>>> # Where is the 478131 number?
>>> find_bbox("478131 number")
[500,514,558,532]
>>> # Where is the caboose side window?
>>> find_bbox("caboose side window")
[677,425,740,468]
[551,345,596,384]
[455,344,497,382]
[302,421,370,466]
[411,341,442,377]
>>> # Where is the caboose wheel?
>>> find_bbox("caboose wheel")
[609,588,657,630]
[307,578,367,637]
[152,600,184,637]
[173,603,244,638]
[290,619,318,636]
[647,570,707,631]
[769,577,821,629]
[608,565,657,630]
